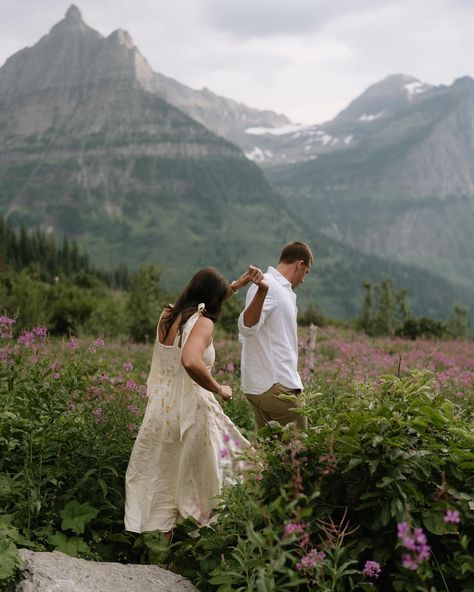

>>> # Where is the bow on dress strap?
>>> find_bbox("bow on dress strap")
[178,303,206,440]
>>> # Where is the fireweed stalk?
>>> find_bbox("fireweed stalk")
[397,522,431,571]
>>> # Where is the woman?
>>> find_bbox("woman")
[124,265,263,534]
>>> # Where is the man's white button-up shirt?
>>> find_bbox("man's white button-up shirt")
[238,266,303,395]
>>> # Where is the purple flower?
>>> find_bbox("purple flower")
[32,326,48,339]
[284,522,306,536]
[94,338,105,347]
[219,448,229,458]
[226,362,235,374]
[67,340,78,350]
[52,372,61,379]
[397,522,410,538]
[122,361,134,372]
[444,510,461,524]
[18,333,32,347]
[402,553,419,571]
[128,403,140,417]
[397,522,431,571]
[223,433,231,443]
[0,316,16,339]
[127,423,137,432]
[296,548,326,570]
[363,560,382,579]
[126,379,139,391]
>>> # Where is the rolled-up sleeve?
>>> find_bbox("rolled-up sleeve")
[238,283,277,337]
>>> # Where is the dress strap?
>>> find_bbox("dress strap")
[179,303,206,347]
[176,303,206,440]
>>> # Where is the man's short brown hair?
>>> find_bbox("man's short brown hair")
[279,241,314,266]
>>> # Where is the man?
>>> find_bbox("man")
[238,241,314,429]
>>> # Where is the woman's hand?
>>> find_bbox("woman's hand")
[219,385,233,401]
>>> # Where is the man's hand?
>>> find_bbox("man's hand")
[247,265,269,291]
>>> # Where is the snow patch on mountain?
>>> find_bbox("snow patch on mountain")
[405,81,428,98]
[245,146,273,162]
[245,123,308,136]
[358,111,385,122]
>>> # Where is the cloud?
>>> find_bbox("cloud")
[1,0,474,124]
[199,0,398,37]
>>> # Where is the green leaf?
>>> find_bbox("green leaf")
[422,511,458,535]
[0,542,20,580]
[59,500,99,535]
[47,532,90,557]
[246,523,266,548]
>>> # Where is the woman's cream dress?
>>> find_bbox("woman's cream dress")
[124,305,249,533]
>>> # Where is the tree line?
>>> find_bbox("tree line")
[0,217,130,289]
[1,219,470,341]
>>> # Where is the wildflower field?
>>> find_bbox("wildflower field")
[0,316,473,591]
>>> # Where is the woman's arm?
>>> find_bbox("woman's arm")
[226,264,265,301]
[181,316,232,400]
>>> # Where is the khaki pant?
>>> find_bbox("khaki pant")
[245,383,307,430]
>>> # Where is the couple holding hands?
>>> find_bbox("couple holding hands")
[125,241,314,536]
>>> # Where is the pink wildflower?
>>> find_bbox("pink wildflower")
[223,433,231,443]
[122,361,134,372]
[67,340,78,350]
[52,373,61,379]
[284,522,306,536]
[0,316,16,339]
[128,403,140,417]
[296,548,326,570]
[444,510,461,524]
[363,560,382,579]
[219,448,229,458]
[397,522,430,570]
[226,362,235,374]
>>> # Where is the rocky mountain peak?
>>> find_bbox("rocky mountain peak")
[65,5,84,23]
[49,4,90,35]
[331,73,432,126]
[108,29,135,49]
[452,75,474,89]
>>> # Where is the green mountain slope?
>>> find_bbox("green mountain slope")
[0,7,470,320]
[268,77,474,298]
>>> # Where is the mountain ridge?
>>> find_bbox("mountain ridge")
[0,5,471,319]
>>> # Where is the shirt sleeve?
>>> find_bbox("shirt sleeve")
[238,281,277,337]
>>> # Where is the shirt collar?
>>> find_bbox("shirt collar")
[267,266,293,290]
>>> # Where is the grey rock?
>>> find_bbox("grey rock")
[16,549,199,592]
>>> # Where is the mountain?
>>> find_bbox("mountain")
[152,72,291,146]
[0,7,469,319]
[267,75,474,299]
[0,6,297,290]
[238,74,435,166]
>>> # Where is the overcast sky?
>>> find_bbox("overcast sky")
[1,0,474,124]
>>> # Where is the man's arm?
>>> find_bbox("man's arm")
[238,272,274,336]
[243,283,269,328]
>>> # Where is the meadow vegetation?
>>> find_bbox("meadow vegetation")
[0,315,473,591]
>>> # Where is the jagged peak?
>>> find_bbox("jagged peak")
[49,4,95,36]
[65,5,83,23]
[107,29,134,49]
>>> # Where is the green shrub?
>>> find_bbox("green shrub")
[169,371,474,591]
[0,325,146,581]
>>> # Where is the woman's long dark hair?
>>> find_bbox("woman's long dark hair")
[161,267,229,340]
